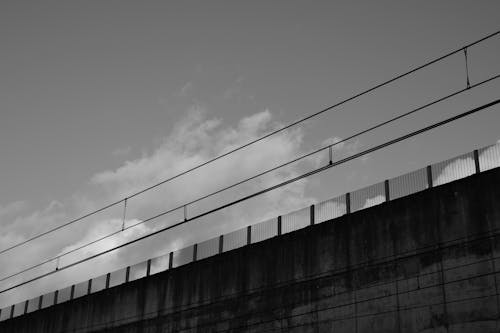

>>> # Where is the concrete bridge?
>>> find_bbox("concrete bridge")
[1,151,500,332]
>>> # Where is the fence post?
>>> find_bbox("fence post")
[247,226,252,245]
[310,204,315,225]
[9,305,14,319]
[473,149,480,174]
[24,300,29,314]
[346,193,351,214]
[427,165,433,188]
[125,266,130,283]
[219,235,224,254]
[70,285,75,300]
[87,279,92,295]
[384,180,390,202]
[105,273,111,288]
[193,244,198,262]
[53,290,58,305]
[277,216,282,236]
[169,252,173,269]
[38,295,43,310]
[146,259,151,276]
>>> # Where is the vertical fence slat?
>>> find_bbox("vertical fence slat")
[219,235,224,254]
[247,226,251,245]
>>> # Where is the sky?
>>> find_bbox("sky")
[0,1,500,308]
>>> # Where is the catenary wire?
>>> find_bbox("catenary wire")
[0,97,498,294]
[1,73,498,284]
[0,29,498,257]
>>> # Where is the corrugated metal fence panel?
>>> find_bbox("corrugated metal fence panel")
[389,167,428,200]
[315,195,346,223]
[57,285,72,304]
[351,181,386,212]
[150,254,169,275]
[109,267,127,288]
[172,245,194,268]
[432,152,475,187]
[90,274,106,294]
[129,261,148,282]
[223,228,247,252]
[479,142,500,172]
[282,207,309,234]
[73,280,88,299]
[41,291,55,309]
[197,236,219,260]
[0,306,10,321]
[5,143,500,317]
[12,301,24,318]
[26,297,39,313]
[251,218,277,244]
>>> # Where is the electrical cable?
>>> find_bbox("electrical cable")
[1,73,498,284]
[0,97,498,294]
[1,29,498,257]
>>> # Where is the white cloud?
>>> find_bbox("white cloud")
[0,107,318,308]
[179,81,193,97]
[112,146,132,157]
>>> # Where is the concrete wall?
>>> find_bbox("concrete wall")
[2,167,500,333]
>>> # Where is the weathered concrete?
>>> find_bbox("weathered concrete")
[2,167,500,332]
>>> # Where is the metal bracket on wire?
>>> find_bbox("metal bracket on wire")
[121,198,128,231]
[464,48,471,89]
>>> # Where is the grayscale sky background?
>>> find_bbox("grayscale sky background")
[0,1,499,307]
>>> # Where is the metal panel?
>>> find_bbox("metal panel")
[90,274,107,294]
[315,195,347,223]
[57,286,72,304]
[389,167,428,200]
[432,152,475,186]
[351,181,386,212]
[150,254,169,275]
[251,218,277,243]
[223,228,247,252]
[197,236,219,260]
[26,297,39,313]
[109,267,127,288]
[41,291,55,309]
[12,301,25,318]
[479,142,500,172]
[0,306,10,321]
[172,245,194,268]
[282,207,309,234]
[73,280,89,299]
[129,260,148,282]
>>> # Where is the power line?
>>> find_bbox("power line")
[1,72,498,284]
[1,29,498,257]
[1,97,498,294]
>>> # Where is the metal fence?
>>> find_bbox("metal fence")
[1,142,499,321]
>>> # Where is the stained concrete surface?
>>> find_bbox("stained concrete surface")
[1,167,500,332]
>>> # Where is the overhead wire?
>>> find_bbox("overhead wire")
[1,73,498,284]
[1,97,498,294]
[0,29,498,257]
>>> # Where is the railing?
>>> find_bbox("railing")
[1,141,499,321]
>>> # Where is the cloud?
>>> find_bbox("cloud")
[0,107,317,308]
[179,81,193,97]
[111,146,132,157]
[0,201,26,222]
